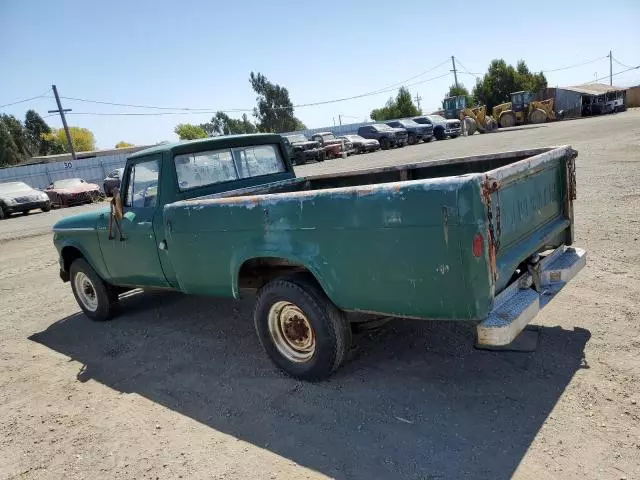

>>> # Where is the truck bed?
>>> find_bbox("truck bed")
[164,146,577,321]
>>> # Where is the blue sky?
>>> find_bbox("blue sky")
[1,0,639,149]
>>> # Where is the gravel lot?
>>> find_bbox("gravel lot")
[1,111,639,480]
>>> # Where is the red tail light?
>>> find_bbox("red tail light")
[472,233,483,257]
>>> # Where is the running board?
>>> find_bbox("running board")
[476,246,586,348]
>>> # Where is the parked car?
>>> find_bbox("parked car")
[413,115,462,140]
[103,168,124,196]
[53,136,585,381]
[385,119,433,144]
[45,178,102,207]
[281,134,326,165]
[338,135,380,154]
[311,132,352,157]
[357,124,408,149]
[0,181,51,219]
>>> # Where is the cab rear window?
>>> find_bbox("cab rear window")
[173,144,286,191]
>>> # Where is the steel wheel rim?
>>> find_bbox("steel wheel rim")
[268,301,316,362]
[74,272,98,312]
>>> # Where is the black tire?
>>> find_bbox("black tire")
[449,134,458,139]
[22,210,30,216]
[407,133,416,145]
[254,274,351,381]
[380,137,390,150]
[41,203,51,213]
[0,205,5,220]
[434,127,445,140]
[69,258,117,321]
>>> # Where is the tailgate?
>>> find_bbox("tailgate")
[482,146,577,293]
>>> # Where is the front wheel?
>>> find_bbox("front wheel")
[380,137,390,150]
[0,206,5,220]
[41,203,51,213]
[70,258,117,321]
[22,210,30,216]
[254,274,351,381]
[407,133,416,145]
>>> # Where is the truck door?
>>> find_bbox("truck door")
[98,156,169,287]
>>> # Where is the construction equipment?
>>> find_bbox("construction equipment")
[442,95,497,135]
[492,91,556,128]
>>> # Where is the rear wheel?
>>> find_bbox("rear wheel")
[22,210,29,216]
[434,127,445,140]
[254,274,351,381]
[407,133,416,145]
[0,206,5,220]
[70,258,117,321]
[41,203,51,213]
[380,137,390,150]
[499,111,517,128]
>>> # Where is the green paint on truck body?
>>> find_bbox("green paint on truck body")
[53,134,578,323]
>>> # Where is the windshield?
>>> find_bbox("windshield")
[52,178,84,189]
[399,120,420,127]
[0,182,32,193]
[374,124,394,131]
[427,115,446,122]
[321,133,335,140]
[285,134,308,143]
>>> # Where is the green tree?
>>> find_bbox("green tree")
[174,123,207,140]
[0,120,21,166]
[205,111,258,135]
[446,84,474,108]
[0,114,30,160]
[24,110,55,156]
[115,141,134,148]
[370,87,421,121]
[42,127,96,153]
[472,59,548,111]
[249,72,306,133]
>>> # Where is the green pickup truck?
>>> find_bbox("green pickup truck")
[53,134,586,380]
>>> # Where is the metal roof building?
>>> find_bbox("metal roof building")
[536,83,627,118]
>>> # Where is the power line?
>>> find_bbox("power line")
[0,88,51,109]
[582,65,640,84]
[612,56,634,70]
[541,56,607,73]
[44,75,452,119]
[48,66,452,117]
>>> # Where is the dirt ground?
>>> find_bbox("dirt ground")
[1,111,639,480]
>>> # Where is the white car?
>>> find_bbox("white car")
[0,181,51,219]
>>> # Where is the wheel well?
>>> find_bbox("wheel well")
[237,257,322,292]
[61,246,83,272]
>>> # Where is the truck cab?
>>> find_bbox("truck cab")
[54,135,295,290]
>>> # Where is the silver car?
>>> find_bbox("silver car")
[0,181,51,219]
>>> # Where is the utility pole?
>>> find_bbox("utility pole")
[414,92,422,110]
[48,85,76,160]
[609,50,613,86]
[451,56,459,89]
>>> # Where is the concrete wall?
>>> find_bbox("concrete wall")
[0,151,131,191]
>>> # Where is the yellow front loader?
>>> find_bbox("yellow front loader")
[442,96,497,135]
[492,91,556,128]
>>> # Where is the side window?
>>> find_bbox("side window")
[125,159,160,208]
